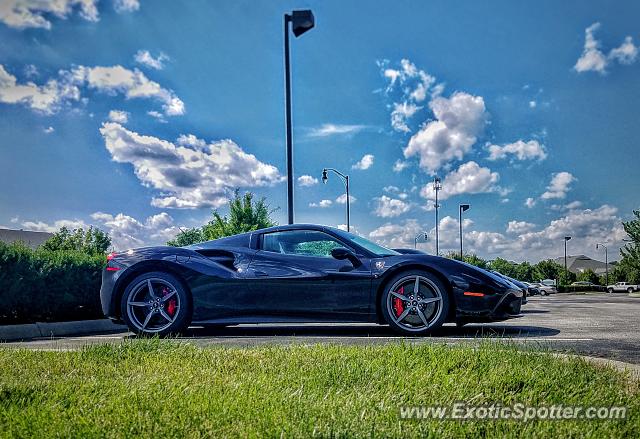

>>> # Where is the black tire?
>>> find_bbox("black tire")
[380,270,450,336]
[120,271,192,337]
[608,288,614,294]
[628,288,634,294]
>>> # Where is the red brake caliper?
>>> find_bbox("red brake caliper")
[162,287,177,317]
[392,286,405,317]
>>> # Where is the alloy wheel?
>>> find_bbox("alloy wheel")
[126,278,180,333]
[386,275,443,332]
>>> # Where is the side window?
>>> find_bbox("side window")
[262,230,347,258]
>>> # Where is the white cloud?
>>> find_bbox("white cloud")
[297,175,318,187]
[0,0,99,29]
[307,123,367,137]
[43,126,54,133]
[99,122,283,209]
[574,23,638,74]
[528,100,537,108]
[403,92,488,174]
[390,101,420,133]
[525,197,536,208]
[420,161,500,201]
[369,219,424,249]
[506,220,536,234]
[72,65,185,116]
[335,194,357,204]
[352,154,374,170]
[22,218,89,233]
[309,199,333,208]
[113,0,140,13]
[487,139,547,161]
[134,50,169,70]
[609,36,639,65]
[108,109,129,123]
[0,64,81,114]
[380,59,438,133]
[393,159,410,172]
[564,200,583,210]
[372,195,411,218]
[541,172,576,200]
[574,23,608,74]
[0,63,184,117]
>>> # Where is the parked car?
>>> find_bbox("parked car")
[101,224,524,336]
[522,282,541,296]
[571,281,597,287]
[534,283,557,296]
[606,282,640,294]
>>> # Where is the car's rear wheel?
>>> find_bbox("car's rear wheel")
[628,287,634,294]
[380,270,449,335]
[608,288,614,294]
[120,271,191,337]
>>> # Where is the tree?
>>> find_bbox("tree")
[42,227,111,255]
[533,259,563,283]
[577,269,599,284]
[489,258,518,278]
[515,261,536,282]
[167,190,277,247]
[619,209,640,283]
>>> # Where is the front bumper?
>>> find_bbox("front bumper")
[455,288,523,323]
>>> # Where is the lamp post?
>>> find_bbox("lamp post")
[433,176,442,255]
[322,168,350,231]
[284,10,315,224]
[459,204,470,259]
[564,236,572,285]
[414,232,428,249]
[596,243,608,287]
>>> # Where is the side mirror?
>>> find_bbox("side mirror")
[331,247,361,267]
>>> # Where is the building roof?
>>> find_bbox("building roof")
[553,254,615,276]
[0,228,53,249]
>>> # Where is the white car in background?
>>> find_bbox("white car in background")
[534,282,557,296]
[606,282,639,294]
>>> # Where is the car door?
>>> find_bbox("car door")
[245,229,373,321]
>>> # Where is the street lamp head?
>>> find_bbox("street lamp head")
[460,204,470,212]
[564,236,572,241]
[321,169,328,184]
[290,10,315,37]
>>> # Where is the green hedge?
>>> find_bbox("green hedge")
[0,242,105,324]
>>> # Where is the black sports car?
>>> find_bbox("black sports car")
[101,224,523,336]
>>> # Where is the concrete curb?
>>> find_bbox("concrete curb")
[0,319,127,342]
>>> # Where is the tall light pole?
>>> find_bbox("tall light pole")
[415,232,428,249]
[564,236,572,285]
[596,243,608,286]
[322,168,350,231]
[433,176,442,255]
[284,10,315,224]
[459,204,470,259]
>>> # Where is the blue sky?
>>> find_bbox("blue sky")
[0,0,638,261]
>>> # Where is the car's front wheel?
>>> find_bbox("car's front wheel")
[120,271,191,337]
[608,288,614,294]
[628,287,634,294]
[381,270,449,335]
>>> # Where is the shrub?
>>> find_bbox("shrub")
[0,241,105,324]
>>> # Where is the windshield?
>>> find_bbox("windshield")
[342,232,400,256]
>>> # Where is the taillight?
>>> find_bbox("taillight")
[107,252,117,261]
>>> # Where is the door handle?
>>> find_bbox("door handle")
[254,271,269,277]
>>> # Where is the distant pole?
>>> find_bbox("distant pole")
[597,243,608,286]
[433,176,442,255]
[564,236,572,284]
[322,168,350,231]
[459,204,470,259]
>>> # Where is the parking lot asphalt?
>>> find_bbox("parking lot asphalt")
[4,293,640,364]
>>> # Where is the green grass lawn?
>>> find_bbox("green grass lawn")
[0,341,638,438]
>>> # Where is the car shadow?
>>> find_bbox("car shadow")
[180,323,560,339]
